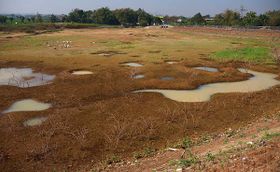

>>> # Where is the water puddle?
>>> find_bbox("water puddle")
[23,117,48,127]
[161,76,175,81]
[98,53,111,57]
[193,67,219,72]
[134,69,280,102]
[132,74,145,79]
[0,68,55,88]
[71,70,93,75]
[122,62,143,67]
[166,61,179,64]
[3,99,51,113]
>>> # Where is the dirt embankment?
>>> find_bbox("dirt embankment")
[106,113,280,172]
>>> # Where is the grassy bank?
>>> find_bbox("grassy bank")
[212,47,274,64]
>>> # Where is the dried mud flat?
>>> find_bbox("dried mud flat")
[0,27,280,172]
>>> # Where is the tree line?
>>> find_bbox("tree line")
[0,8,160,27]
[168,10,280,26]
[64,7,160,26]
[0,7,280,27]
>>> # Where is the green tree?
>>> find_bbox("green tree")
[191,13,205,25]
[92,7,118,25]
[0,15,8,24]
[50,14,58,23]
[35,13,43,23]
[213,13,224,25]
[84,10,93,23]
[242,11,260,26]
[223,10,241,26]
[266,10,280,26]
[18,16,25,23]
[153,16,163,25]
[137,8,153,26]
[113,8,138,26]
[258,14,269,26]
[31,16,36,23]
[61,15,67,22]
[68,9,87,23]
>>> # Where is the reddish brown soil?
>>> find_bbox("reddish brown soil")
[108,115,280,172]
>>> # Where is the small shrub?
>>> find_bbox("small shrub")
[182,136,192,149]
[169,152,199,168]
[133,147,156,159]
[196,134,211,145]
[239,133,245,138]
[176,159,193,168]
[106,155,121,165]
[262,132,280,141]
[223,138,229,144]
[206,152,215,161]
[133,152,143,159]
[143,147,156,157]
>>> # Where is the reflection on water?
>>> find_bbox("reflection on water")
[122,63,143,67]
[193,67,219,72]
[0,68,55,88]
[134,68,280,102]
[132,74,145,79]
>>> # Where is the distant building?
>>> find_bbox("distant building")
[204,17,214,21]
[177,18,182,23]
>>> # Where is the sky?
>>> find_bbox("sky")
[0,0,279,17]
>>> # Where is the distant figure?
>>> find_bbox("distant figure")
[161,25,168,29]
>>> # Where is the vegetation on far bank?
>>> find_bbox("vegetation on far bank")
[0,7,280,33]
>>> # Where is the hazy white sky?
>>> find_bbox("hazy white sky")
[0,0,279,16]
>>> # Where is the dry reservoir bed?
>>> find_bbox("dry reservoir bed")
[0,27,280,171]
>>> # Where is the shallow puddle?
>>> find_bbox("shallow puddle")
[161,76,175,81]
[134,69,280,102]
[71,70,93,75]
[122,63,143,67]
[3,99,51,113]
[132,74,145,79]
[98,53,111,56]
[166,61,178,64]
[193,66,219,72]
[23,117,48,127]
[0,68,55,88]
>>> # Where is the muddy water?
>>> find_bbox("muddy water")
[134,69,280,102]
[23,117,48,127]
[0,68,55,88]
[193,67,219,72]
[3,99,51,113]
[71,70,93,75]
[122,63,143,67]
